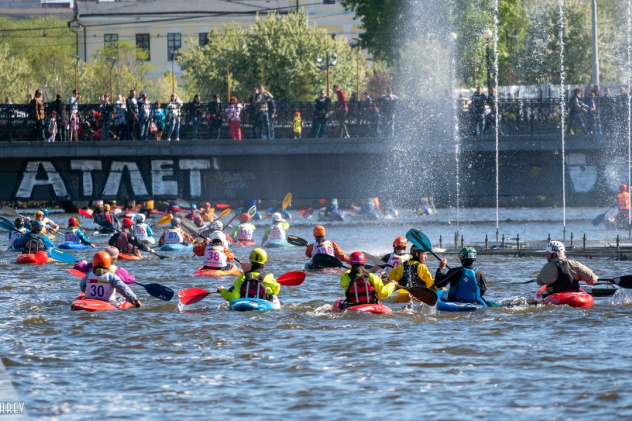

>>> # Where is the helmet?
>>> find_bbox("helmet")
[122,218,135,227]
[546,241,565,256]
[239,213,250,223]
[204,202,211,209]
[458,246,477,261]
[393,237,407,248]
[212,220,223,230]
[350,251,366,265]
[68,217,78,227]
[272,212,282,222]
[171,217,182,227]
[104,204,111,212]
[103,246,119,260]
[313,225,326,237]
[92,251,111,269]
[31,220,44,232]
[136,214,145,223]
[34,210,44,219]
[621,184,629,192]
[41,208,49,217]
[210,231,225,243]
[14,218,24,228]
[410,245,422,255]
[191,204,197,210]
[249,248,267,264]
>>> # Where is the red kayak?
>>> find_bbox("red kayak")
[71,293,135,312]
[331,299,393,314]
[119,253,142,261]
[233,240,257,247]
[16,252,53,265]
[535,286,594,308]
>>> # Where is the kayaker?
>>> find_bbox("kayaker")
[305,225,350,263]
[388,245,435,289]
[193,233,235,270]
[34,209,58,233]
[80,251,141,308]
[218,248,280,302]
[434,247,487,303]
[536,241,598,295]
[13,221,55,253]
[10,218,28,249]
[339,252,396,309]
[93,204,120,234]
[616,183,630,226]
[208,220,232,248]
[133,213,155,244]
[158,217,194,247]
[261,213,289,246]
[73,246,135,284]
[230,213,256,244]
[370,236,411,278]
[108,218,154,257]
[200,202,215,221]
[64,217,95,248]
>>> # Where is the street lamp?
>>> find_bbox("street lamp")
[482,29,493,94]
[222,48,232,102]
[171,52,177,94]
[316,52,337,97]
[350,39,362,101]
[106,56,116,100]
[71,54,80,92]
[591,0,599,85]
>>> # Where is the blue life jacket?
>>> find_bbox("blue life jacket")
[448,267,481,303]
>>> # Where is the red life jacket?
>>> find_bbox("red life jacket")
[240,272,268,299]
[345,272,377,305]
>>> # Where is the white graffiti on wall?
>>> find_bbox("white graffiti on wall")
[217,172,255,197]
[16,161,70,199]
[152,160,178,197]
[180,159,211,197]
[565,153,597,193]
[70,160,102,196]
[102,162,149,197]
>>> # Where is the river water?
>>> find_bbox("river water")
[2,208,632,420]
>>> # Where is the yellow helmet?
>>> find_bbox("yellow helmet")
[104,204,111,211]
[34,210,44,218]
[249,248,267,264]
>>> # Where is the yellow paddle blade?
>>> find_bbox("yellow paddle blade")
[282,192,292,210]
[207,208,215,217]
[155,214,173,226]
[217,208,231,220]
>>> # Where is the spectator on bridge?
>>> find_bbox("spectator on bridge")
[601,87,615,134]
[208,94,223,139]
[45,111,57,143]
[312,90,331,138]
[618,87,630,132]
[166,93,183,141]
[378,87,399,138]
[138,92,151,141]
[592,85,603,134]
[125,89,139,140]
[190,94,203,140]
[334,84,350,138]
[69,89,81,142]
[225,96,243,140]
[101,94,112,140]
[369,102,380,138]
[113,94,127,140]
[483,87,502,136]
[362,91,373,103]
[152,102,166,141]
[252,85,272,139]
[566,88,589,135]
[267,95,276,139]
[585,92,600,135]
[292,111,302,139]
[53,93,67,142]
[469,86,487,136]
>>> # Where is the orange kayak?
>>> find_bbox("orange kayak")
[192,263,241,277]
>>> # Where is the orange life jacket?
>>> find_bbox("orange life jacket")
[618,192,630,211]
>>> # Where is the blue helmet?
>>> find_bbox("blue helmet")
[42,208,49,217]
[191,204,197,210]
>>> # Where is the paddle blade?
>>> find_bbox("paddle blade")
[78,209,93,218]
[405,286,438,306]
[217,208,231,220]
[48,247,79,263]
[180,218,199,237]
[591,213,606,226]
[277,271,306,286]
[216,203,229,209]
[1,206,18,217]
[138,282,174,301]
[0,216,16,232]
[154,214,173,226]
[34,251,48,265]
[287,235,308,247]
[406,229,433,252]
[282,192,292,210]
[175,198,191,209]
[312,253,345,268]
[362,252,385,267]
[607,276,632,289]
[67,268,87,278]
[178,288,210,305]
[247,206,257,218]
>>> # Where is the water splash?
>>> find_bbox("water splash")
[628,0,632,226]
[493,0,500,236]
[558,0,567,239]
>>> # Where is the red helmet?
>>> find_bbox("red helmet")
[92,251,111,269]
[122,218,135,227]
[349,251,366,265]
[68,217,78,227]
[393,237,407,248]
[620,184,628,192]
[204,202,211,210]
[239,213,250,223]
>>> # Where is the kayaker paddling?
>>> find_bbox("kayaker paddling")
[305,225,350,269]
[64,217,95,248]
[193,233,236,271]
[217,248,280,303]
[261,212,289,246]
[80,251,141,308]
[108,218,154,258]
[158,217,195,247]
[13,220,55,253]
[370,236,410,278]
[230,213,256,245]
[434,247,488,303]
[388,245,436,289]
[339,252,396,310]
[536,241,598,296]
[73,246,136,284]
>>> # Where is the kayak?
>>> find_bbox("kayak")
[16,252,53,264]
[233,239,257,247]
[119,253,142,261]
[436,289,488,312]
[318,209,344,221]
[263,239,291,248]
[92,231,113,237]
[389,288,412,303]
[535,286,594,308]
[192,263,242,277]
[71,293,135,312]
[141,237,156,245]
[147,209,169,217]
[160,243,194,252]
[304,261,345,274]
[229,295,281,312]
[331,298,393,314]
[58,241,93,250]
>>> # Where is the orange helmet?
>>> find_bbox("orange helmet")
[239,213,250,223]
[393,237,407,248]
[92,251,111,269]
[68,217,78,227]
[313,225,326,237]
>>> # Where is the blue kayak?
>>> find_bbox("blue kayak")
[229,296,281,312]
[160,243,194,252]
[436,289,488,312]
[263,239,291,248]
[58,242,93,250]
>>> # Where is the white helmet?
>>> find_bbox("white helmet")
[272,212,282,222]
[546,241,565,256]
[212,220,223,230]
[210,231,225,243]
[136,214,145,223]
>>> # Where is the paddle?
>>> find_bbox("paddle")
[48,247,80,263]
[276,271,306,286]
[282,192,292,210]
[66,268,174,301]
[362,252,388,267]
[93,218,170,260]
[520,276,632,288]
[224,206,256,230]
[216,203,230,209]
[175,198,191,209]
[406,228,450,269]
[150,214,173,227]
[287,235,308,247]
[0,216,17,232]
[78,209,93,218]
[592,208,613,226]
[1,206,24,218]
[214,207,232,221]
[312,253,347,268]
[395,284,438,306]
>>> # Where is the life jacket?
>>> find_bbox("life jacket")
[312,240,334,257]
[64,228,79,243]
[345,271,377,305]
[134,223,149,240]
[240,271,269,299]
[237,223,254,240]
[551,260,580,293]
[10,229,25,247]
[384,252,408,276]
[24,233,45,254]
[163,228,185,244]
[113,231,134,253]
[448,267,481,303]
[203,245,228,268]
[619,192,630,211]
[268,224,286,240]
[398,261,423,288]
[85,272,115,302]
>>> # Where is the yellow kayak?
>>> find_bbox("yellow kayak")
[389,289,411,303]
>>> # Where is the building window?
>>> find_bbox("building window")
[199,32,208,47]
[136,34,150,60]
[167,33,181,61]
[104,34,118,49]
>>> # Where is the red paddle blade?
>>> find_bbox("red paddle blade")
[34,251,48,265]
[67,268,87,278]
[178,288,210,305]
[216,203,229,209]
[78,209,93,218]
[277,271,306,286]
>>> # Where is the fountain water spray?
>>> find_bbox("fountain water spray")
[493,0,500,241]
[559,0,567,240]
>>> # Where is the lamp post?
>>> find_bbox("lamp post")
[590,0,599,85]
[171,53,177,94]
[106,56,116,100]
[350,39,362,100]
[448,32,457,98]
[71,54,80,92]
[482,29,493,94]
[317,53,337,97]
[222,48,232,102]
